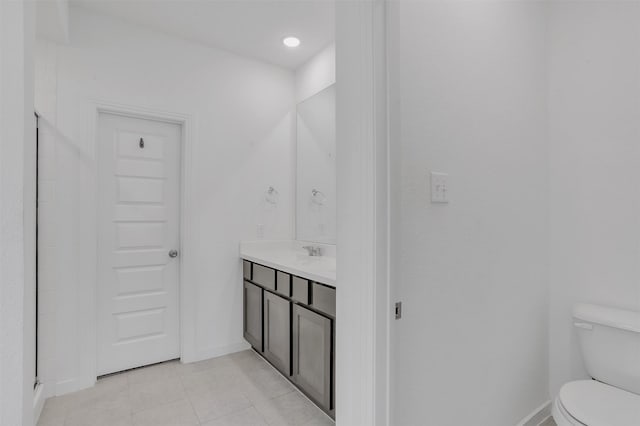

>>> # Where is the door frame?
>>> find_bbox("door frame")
[80,2,390,416]
[88,100,198,382]
[335,1,389,425]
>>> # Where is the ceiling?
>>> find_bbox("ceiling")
[72,0,335,70]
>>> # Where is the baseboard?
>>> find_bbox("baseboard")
[184,340,251,364]
[517,400,552,426]
[33,383,46,425]
[51,342,250,398]
[54,375,96,396]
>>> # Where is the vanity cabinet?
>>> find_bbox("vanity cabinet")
[263,291,291,376]
[292,304,333,412]
[243,280,263,351]
[291,276,310,304]
[252,264,276,291]
[310,283,336,317]
[243,260,252,280]
[276,271,291,297]
[242,260,335,417]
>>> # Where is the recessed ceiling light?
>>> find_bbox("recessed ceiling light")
[283,37,301,48]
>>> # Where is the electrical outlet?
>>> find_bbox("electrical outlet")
[257,224,264,239]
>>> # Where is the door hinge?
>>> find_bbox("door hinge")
[395,301,402,320]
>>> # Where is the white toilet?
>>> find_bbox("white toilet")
[553,303,640,426]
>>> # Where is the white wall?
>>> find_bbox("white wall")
[35,6,296,395]
[295,42,335,103]
[0,0,37,424]
[548,1,640,398]
[388,2,549,425]
[36,0,69,43]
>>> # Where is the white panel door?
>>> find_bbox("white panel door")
[97,112,181,375]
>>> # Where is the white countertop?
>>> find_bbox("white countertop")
[240,240,336,287]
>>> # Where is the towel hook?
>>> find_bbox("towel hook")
[265,186,279,204]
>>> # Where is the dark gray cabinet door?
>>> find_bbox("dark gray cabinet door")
[263,291,291,375]
[292,304,332,411]
[243,280,263,351]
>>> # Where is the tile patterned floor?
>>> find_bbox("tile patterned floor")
[37,350,334,426]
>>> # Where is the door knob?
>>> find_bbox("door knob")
[168,249,178,258]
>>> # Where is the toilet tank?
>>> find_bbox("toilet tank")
[573,303,640,395]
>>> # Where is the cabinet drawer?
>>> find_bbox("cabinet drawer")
[276,271,291,297]
[252,264,276,290]
[243,260,252,280]
[291,276,309,304]
[312,283,336,317]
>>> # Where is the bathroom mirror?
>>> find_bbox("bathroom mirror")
[296,84,336,244]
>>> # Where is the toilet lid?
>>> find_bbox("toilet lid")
[559,380,640,426]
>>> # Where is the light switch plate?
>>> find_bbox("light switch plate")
[430,171,449,203]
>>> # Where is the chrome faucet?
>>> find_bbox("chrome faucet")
[302,245,323,256]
